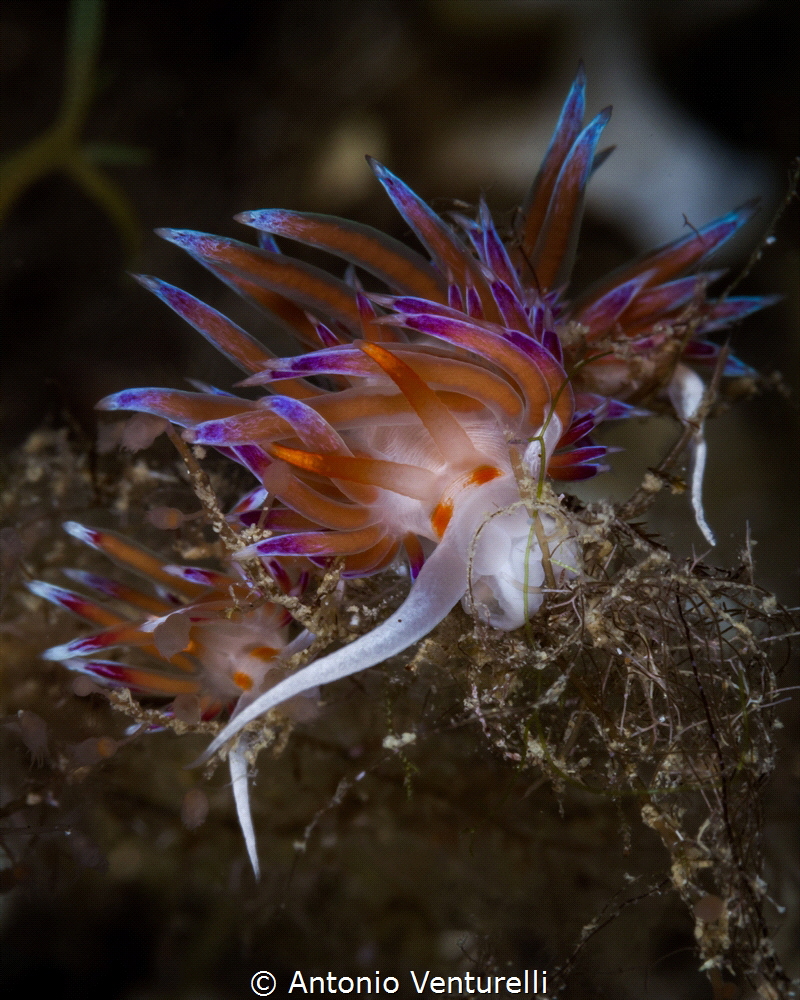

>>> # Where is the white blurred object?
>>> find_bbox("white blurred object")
[430,1,773,248]
[308,114,388,209]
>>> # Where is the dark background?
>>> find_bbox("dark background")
[1,1,798,997]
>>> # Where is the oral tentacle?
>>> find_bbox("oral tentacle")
[193,522,474,768]
[193,476,526,767]
[668,363,715,547]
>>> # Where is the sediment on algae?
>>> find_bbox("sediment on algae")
[1,426,797,998]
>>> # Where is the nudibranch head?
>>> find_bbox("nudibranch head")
[465,502,579,632]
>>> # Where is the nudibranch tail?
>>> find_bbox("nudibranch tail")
[229,739,260,880]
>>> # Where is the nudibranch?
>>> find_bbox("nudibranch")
[29,521,312,876]
[88,66,775,869]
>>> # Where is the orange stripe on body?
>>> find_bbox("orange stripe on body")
[469,464,502,486]
[430,465,501,539]
[250,645,278,661]
[430,500,454,539]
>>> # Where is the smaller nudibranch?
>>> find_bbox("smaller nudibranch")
[29,521,312,877]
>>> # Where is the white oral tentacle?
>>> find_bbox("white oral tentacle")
[193,477,519,768]
[522,413,563,484]
[668,363,716,547]
[193,531,464,766]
